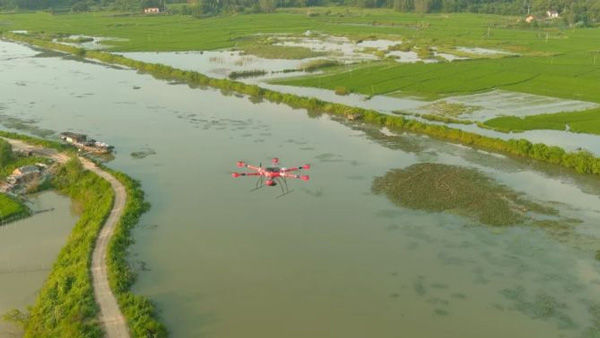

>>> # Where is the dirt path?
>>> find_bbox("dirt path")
[3,138,130,337]
[83,159,131,338]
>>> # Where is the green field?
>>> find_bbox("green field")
[1,8,600,129]
[2,9,599,100]
[0,193,28,222]
[0,10,533,51]
[483,108,600,135]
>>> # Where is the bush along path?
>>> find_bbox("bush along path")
[4,33,600,178]
[83,159,131,338]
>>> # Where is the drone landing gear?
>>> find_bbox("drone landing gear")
[250,176,265,192]
[274,177,293,198]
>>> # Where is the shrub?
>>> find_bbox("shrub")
[334,86,350,95]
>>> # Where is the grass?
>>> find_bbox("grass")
[0,132,165,336]
[24,158,113,337]
[1,9,600,105]
[238,41,324,59]
[0,155,50,179]
[103,167,167,337]
[483,108,600,135]
[275,54,600,103]
[0,193,29,222]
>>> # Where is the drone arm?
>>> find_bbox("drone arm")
[232,172,261,178]
[281,164,310,173]
[281,172,310,181]
[236,161,261,171]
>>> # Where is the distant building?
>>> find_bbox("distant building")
[59,131,114,154]
[144,7,160,14]
[547,10,559,19]
[60,132,87,144]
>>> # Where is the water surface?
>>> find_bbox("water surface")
[0,192,77,337]
[2,40,600,338]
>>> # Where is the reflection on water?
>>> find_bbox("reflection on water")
[0,192,77,337]
[1,40,600,338]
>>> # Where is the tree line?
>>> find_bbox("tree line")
[1,0,599,25]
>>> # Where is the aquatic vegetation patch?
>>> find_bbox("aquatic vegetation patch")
[298,59,341,72]
[130,148,157,159]
[500,286,577,330]
[372,163,563,226]
[228,69,267,79]
[0,115,55,138]
[419,101,480,118]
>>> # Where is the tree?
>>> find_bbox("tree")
[0,139,13,168]
[258,0,275,11]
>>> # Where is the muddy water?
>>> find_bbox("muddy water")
[2,40,600,338]
[0,192,77,337]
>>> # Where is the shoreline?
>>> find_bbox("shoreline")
[1,135,165,337]
[3,33,599,179]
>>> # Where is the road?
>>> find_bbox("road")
[3,138,131,337]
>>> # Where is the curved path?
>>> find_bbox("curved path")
[83,159,131,338]
[3,138,130,337]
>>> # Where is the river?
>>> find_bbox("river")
[1,40,600,338]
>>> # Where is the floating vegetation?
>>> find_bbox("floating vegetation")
[420,101,480,118]
[372,163,566,226]
[299,59,341,72]
[414,276,427,296]
[0,115,54,138]
[228,69,267,79]
[130,148,157,159]
[500,287,576,330]
[433,308,449,316]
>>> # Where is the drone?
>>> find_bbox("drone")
[231,157,310,196]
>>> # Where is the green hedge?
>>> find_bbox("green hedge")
[24,158,113,337]
[103,167,168,337]
[0,130,73,152]
[0,193,30,223]
[9,33,593,177]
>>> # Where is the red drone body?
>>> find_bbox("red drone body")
[232,157,310,195]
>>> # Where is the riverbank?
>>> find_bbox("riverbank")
[3,32,600,179]
[1,135,165,337]
[0,193,30,224]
